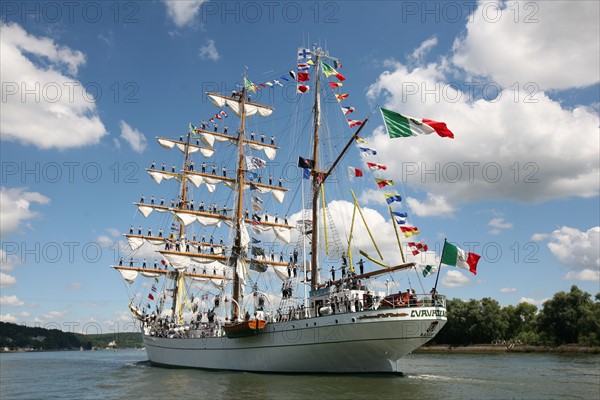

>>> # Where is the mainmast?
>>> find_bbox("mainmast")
[310,51,322,291]
[171,129,193,321]
[231,85,248,320]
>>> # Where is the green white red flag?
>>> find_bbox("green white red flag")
[441,241,480,275]
[380,108,454,138]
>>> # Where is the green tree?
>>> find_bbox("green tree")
[537,285,599,345]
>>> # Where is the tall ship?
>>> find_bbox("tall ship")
[113,46,449,373]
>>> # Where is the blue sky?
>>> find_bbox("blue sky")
[1,1,599,333]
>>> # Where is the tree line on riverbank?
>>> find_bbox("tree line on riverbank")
[433,285,600,346]
[0,322,142,351]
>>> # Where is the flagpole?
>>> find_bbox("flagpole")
[433,238,446,292]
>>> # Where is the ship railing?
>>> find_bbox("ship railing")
[378,293,446,309]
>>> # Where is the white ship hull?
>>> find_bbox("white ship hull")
[143,306,446,373]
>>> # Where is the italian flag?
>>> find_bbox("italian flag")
[441,241,480,275]
[380,108,454,139]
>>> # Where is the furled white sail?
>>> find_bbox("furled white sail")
[248,143,277,160]
[252,224,292,244]
[191,256,228,268]
[161,253,190,271]
[272,265,289,281]
[187,174,228,192]
[250,185,286,203]
[148,170,177,185]
[240,220,250,248]
[140,270,161,278]
[196,214,224,227]
[157,138,175,149]
[117,268,138,283]
[273,226,292,243]
[127,236,145,251]
[175,212,197,226]
[207,93,273,118]
[138,205,155,218]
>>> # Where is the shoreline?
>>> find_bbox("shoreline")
[415,344,600,354]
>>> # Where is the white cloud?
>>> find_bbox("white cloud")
[107,228,120,237]
[406,193,455,217]
[0,314,18,323]
[68,282,83,291]
[366,43,599,207]
[564,269,599,282]
[441,270,470,288]
[0,272,17,289]
[0,22,107,149]
[488,217,513,235]
[41,310,67,321]
[500,287,517,293]
[0,187,50,237]
[452,1,600,90]
[519,297,548,306]
[199,39,220,61]
[97,235,116,248]
[119,120,147,153]
[532,226,600,281]
[489,217,513,229]
[163,0,207,27]
[410,36,437,63]
[1,295,24,307]
[0,248,22,271]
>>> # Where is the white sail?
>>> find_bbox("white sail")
[161,252,190,271]
[240,219,250,248]
[273,226,292,244]
[248,143,277,160]
[127,236,145,251]
[117,268,138,283]
[272,265,289,281]
[157,138,175,149]
[250,185,286,203]
[138,205,155,218]
[140,270,161,278]
[148,170,178,185]
[207,93,273,118]
[174,212,197,227]
[196,214,224,227]
[191,256,228,268]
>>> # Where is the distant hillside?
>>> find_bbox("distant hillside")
[0,322,142,351]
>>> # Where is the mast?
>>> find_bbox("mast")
[171,129,193,321]
[231,85,248,320]
[310,50,322,291]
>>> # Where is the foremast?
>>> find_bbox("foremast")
[231,85,248,320]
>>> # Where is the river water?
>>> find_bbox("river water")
[1,349,598,399]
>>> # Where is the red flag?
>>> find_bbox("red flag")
[297,85,310,93]
[297,72,310,82]
[148,293,155,300]
[214,113,222,120]
[348,167,363,177]
[329,82,343,89]
[408,242,428,256]
[347,119,363,128]
[375,178,394,188]
[367,162,387,171]
[422,119,455,139]
[220,110,228,118]
[335,94,349,102]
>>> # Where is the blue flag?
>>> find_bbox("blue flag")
[392,212,407,224]
[303,168,311,179]
[384,194,402,205]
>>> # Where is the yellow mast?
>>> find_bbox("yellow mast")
[350,189,383,260]
[389,205,406,263]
